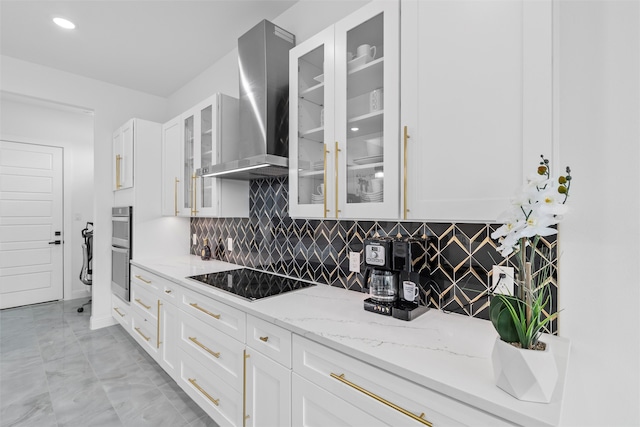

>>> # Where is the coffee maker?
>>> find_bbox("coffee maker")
[362,235,431,320]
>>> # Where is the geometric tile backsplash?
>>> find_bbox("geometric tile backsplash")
[191,176,558,334]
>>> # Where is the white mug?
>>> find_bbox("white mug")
[403,281,419,302]
[317,184,324,195]
[356,44,377,61]
[369,88,384,112]
[370,177,383,192]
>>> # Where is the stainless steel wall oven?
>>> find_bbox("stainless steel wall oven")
[111,206,132,301]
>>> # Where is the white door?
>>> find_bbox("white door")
[0,141,63,309]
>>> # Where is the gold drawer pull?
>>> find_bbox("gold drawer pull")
[330,373,433,427]
[259,336,269,342]
[113,307,125,317]
[165,289,173,294]
[135,298,151,310]
[134,327,150,342]
[188,336,220,358]
[188,378,219,406]
[189,303,220,319]
[135,275,152,284]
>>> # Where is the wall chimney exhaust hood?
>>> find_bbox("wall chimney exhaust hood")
[198,20,295,180]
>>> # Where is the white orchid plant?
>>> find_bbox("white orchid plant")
[489,155,573,350]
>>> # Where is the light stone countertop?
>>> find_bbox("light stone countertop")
[131,255,570,426]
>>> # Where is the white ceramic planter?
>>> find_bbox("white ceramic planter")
[491,336,559,403]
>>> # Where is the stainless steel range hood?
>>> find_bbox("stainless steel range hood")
[198,20,295,180]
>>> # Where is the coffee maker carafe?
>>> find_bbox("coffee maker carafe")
[363,237,397,314]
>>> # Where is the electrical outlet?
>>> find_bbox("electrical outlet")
[492,266,514,295]
[192,233,197,245]
[227,237,233,252]
[349,251,361,272]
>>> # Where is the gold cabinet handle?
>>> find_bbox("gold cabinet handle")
[403,126,410,220]
[188,336,220,358]
[134,327,150,342]
[174,177,180,216]
[323,145,329,218]
[135,275,152,284]
[330,373,432,427]
[334,141,341,218]
[164,289,173,294]
[115,154,122,189]
[188,378,219,406]
[113,307,125,317]
[191,174,198,216]
[157,300,162,349]
[189,303,221,319]
[259,336,269,342]
[135,298,151,310]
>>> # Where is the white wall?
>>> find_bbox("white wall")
[556,1,639,425]
[0,96,94,302]
[0,55,169,330]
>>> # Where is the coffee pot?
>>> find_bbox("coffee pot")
[365,268,399,303]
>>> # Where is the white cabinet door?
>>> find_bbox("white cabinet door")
[400,0,553,222]
[113,119,134,191]
[289,1,400,220]
[161,115,182,216]
[292,374,389,427]
[244,349,291,427]
[159,298,179,379]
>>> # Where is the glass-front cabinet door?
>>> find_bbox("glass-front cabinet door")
[289,27,335,218]
[335,1,399,219]
[199,103,215,214]
[289,1,399,219]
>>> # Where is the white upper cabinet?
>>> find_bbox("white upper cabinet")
[290,1,400,219]
[113,119,134,191]
[400,0,553,222]
[162,94,249,218]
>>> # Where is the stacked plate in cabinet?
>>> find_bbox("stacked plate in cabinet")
[360,190,383,203]
[311,193,324,204]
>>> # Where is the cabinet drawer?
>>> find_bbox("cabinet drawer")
[180,286,246,341]
[160,280,182,304]
[292,373,388,427]
[111,293,130,328]
[246,315,292,368]
[131,266,162,294]
[178,347,242,427]
[293,335,511,427]
[179,310,244,392]
[130,283,158,321]
[130,309,159,356]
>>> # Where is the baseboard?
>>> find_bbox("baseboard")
[90,314,117,330]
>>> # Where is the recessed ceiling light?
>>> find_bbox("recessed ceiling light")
[350,127,359,132]
[53,17,76,30]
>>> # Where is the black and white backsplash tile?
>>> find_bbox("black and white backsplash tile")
[191,177,558,334]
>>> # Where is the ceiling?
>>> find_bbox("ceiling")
[0,0,298,97]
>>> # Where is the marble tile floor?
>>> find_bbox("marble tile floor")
[0,298,219,427]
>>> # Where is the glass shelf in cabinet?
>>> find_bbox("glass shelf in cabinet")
[347,110,383,135]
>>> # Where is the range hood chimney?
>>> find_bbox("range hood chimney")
[199,20,295,180]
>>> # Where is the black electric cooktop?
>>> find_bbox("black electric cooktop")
[187,268,315,301]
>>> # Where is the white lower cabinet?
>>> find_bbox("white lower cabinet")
[159,299,179,378]
[293,335,512,427]
[178,347,243,426]
[244,315,292,427]
[292,373,388,427]
[111,294,130,329]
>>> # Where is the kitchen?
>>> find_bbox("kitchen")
[0,1,638,426]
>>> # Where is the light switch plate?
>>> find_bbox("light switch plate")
[227,237,233,252]
[192,233,197,245]
[349,252,361,272]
